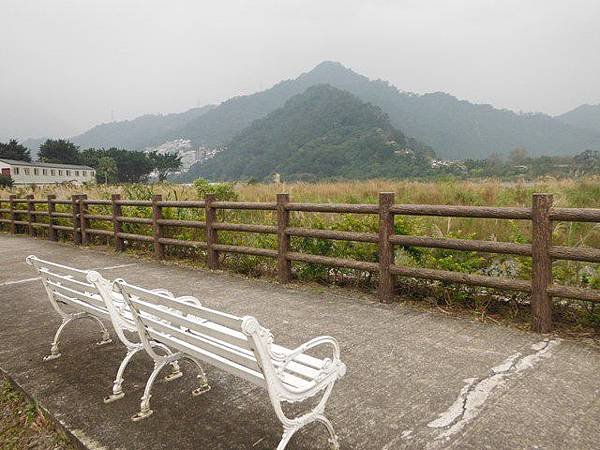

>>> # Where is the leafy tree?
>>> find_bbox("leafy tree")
[38,139,81,164]
[103,148,154,183]
[80,148,103,168]
[0,174,14,187]
[80,147,155,183]
[148,151,182,182]
[0,139,31,162]
[509,147,528,165]
[573,150,600,174]
[97,156,118,184]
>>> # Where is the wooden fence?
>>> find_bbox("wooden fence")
[1,192,600,332]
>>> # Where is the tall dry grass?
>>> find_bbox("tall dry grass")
[4,177,599,245]
[1,178,600,333]
[4,176,600,206]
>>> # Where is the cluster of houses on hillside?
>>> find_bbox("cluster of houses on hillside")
[143,139,223,172]
[0,159,95,185]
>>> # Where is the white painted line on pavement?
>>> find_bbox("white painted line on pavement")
[0,277,41,286]
[0,263,138,287]
[91,263,138,271]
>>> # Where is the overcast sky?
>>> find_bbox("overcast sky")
[1,0,599,141]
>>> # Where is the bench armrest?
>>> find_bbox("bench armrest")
[283,335,340,363]
[274,335,346,380]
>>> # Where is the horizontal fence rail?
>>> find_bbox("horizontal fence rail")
[1,191,600,332]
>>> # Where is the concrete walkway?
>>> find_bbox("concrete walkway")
[0,233,598,449]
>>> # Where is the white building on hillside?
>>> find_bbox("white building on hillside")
[0,159,96,185]
[144,139,224,173]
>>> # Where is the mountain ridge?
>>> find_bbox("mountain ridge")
[160,61,600,159]
[557,104,600,134]
[21,61,600,160]
[185,84,434,181]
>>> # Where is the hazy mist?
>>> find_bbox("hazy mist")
[2,0,599,141]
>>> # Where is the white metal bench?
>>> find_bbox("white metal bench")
[26,255,197,403]
[96,276,347,449]
[26,255,113,360]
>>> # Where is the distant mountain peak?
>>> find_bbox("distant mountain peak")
[310,60,352,72]
[299,60,369,84]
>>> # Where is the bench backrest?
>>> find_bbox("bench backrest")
[113,279,268,387]
[26,255,107,319]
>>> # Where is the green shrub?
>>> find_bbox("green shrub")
[0,175,13,187]
[193,178,238,201]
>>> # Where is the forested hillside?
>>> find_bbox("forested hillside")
[72,105,214,150]
[186,85,434,181]
[557,104,600,134]
[287,62,600,159]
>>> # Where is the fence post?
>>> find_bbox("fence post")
[79,194,89,245]
[9,194,17,234]
[47,194,57,241]
[71,195,82,244]
[152,194,164,260]
[112,194,124,252]
[205,194,218,269]
[378,192,395,303]
[26,194,35,237]
[277,193,291,283]
[531,193,553,332]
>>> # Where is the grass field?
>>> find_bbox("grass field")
[0,375,74,449]
[2,177,600,334]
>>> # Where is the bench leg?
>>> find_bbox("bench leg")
[150,342,183,381]
[277,428,298,450]
[273,381,340,450]
[43,315,111,362]
[104,347,143,403]
[163,360,183,382]
[186,357,211,396]
[276,415,339,450]
[132,361,167,422]
[88,316,112,346]
[314,415,340,450]
[43,318,72,361]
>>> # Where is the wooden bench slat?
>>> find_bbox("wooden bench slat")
[53,291,107,318]
[120,283,243,329]
[276,359,321,381]
[147,329,266,387]
[130,297,252,351]
[279,371,316,391]
[46,281,106,311]
[186,327,322,381]
[34,259,88,276]
[41,270,96,291]
[141,316,262,373]
[143,315,321,380]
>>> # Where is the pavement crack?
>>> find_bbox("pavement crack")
[412,338,562,448]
